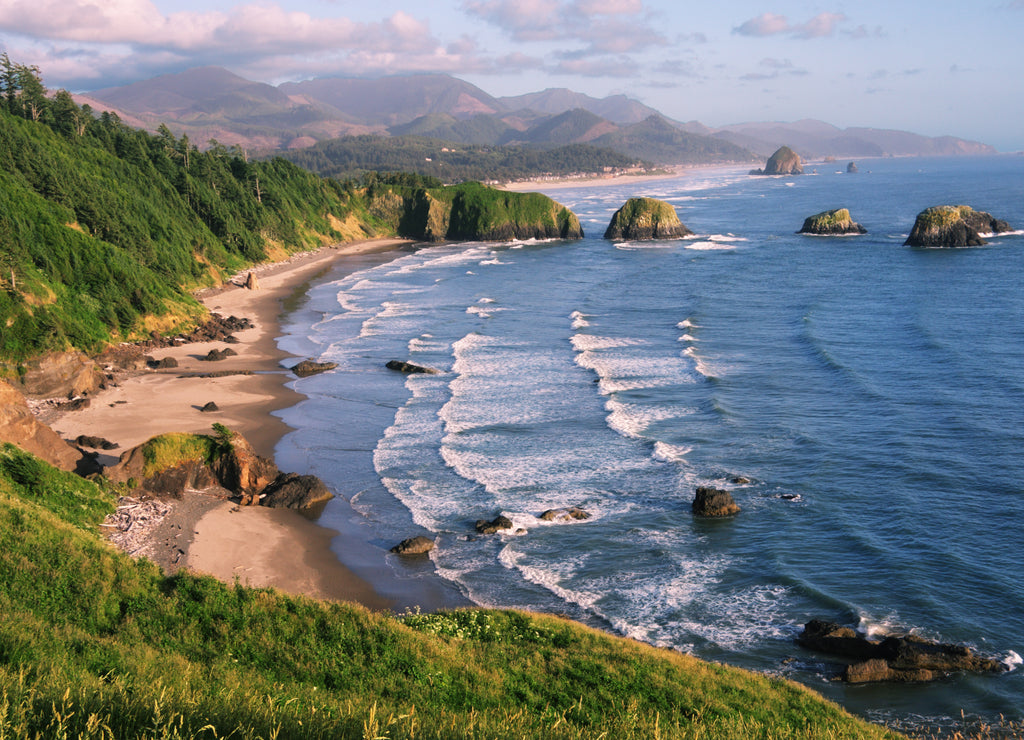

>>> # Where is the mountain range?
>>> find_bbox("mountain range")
[76,67,998,165]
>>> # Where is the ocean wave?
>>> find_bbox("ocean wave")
[570,310,592,329]
[686,241,737,251]
[653,441,693,463]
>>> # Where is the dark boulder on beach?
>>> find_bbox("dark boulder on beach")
[201,348,237,362]
[691,486,740,517]
[260,472,333,510]
[147,356,179,369]
[74,434,119,450]
[476,515,514,534]
[386,360,440,375]
[390,536,436,556]
[603,197,694,240]
[200,401,219,412]
[797,619,1008,683]
[905,205,1013,247]
[291,359,338,377]
[798,208,867,236]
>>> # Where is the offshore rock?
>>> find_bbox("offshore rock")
[386,360,440,375]
[539,507,591,522]
[476,515,514,534]
[905,205,1013,247]
[798,208,867,236]
[691,486,740,517]
[291,359,338,377]
[798,620,1008,683]
[750,146,803,176]
[603,198,694,240]
[390,536,436,556]
[847,161,859,173]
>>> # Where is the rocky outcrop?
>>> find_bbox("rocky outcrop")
[201,348,237,362]
[10,350,104,399]
[244,271,259,290]
[375,181,584,243]
[291,359,338,378]
[259,472,333,510]
[386,360,440,375]
[75,435,118,450]
[476,515,514,534]
[147,356,179,369]
[107,428,334,511]
[750,146,803,176]
[200,401,219,412]
[390,536,436,556]
[798,620,1007,683]
[0,380,84,471]
[905,205,1013,247]
[798,208,867,236]
[846,162,858,173]
[691,486,740,517]
[603,198,694,240]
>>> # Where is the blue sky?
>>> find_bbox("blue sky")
[1,0,1022,150]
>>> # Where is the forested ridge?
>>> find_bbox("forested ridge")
[0,58,584,369]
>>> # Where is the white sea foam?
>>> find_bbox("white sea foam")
[686,241,737,251]
[606,398,690,439]
[1003,650,1022,670]
[570,310,591,329]
[683,345,719,379]
[677,319,697,329]
[570,334,646,352]
[653,441,693,462]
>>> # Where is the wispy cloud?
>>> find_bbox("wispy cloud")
[733,11,849,39]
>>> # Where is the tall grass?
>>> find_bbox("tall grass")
[0,446,902,739]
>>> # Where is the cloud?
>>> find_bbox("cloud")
[740,57,807,81]
[733,11,849,39]
[463,0,669,52]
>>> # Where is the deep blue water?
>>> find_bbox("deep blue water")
[277,157,1024,732]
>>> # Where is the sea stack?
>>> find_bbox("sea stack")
[904,205,1013,247]
[750,146,803,176]
[798,208,867,236]
[604,197,694,240]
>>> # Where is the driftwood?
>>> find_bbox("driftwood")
[102,496,171,556]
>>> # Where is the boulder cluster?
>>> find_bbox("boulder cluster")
[798,619,1007,683]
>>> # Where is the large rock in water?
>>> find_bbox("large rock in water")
[691,486,740,517]
[904,205,1013,247]
[798,620,1008,683]
[603,198,694,240]
[798,208,867,236]
[751,146,803,175]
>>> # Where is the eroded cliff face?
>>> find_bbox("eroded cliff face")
[905,205,1013,247]
[603,197,693,240]
[0,380,83,471]
[9,351,104,399]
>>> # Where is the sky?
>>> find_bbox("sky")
[1,0,1022,150]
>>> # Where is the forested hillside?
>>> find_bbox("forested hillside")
[0,58,583,368]
[0,57,391,365]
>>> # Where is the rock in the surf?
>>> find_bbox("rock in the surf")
[386,360,440,375]
[691,486,740,517]
[390,536,436,555]
[475,515,514,534]
[603,197,694,240]
[798,208,867,236]
[904,205,1012,247]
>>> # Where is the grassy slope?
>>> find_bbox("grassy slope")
[0,442,899,739]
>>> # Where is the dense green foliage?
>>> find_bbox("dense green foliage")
[0,61,387,363]
[0,444,902,738]
[279,134,649,183]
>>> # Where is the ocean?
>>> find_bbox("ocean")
[275,156,1024,732]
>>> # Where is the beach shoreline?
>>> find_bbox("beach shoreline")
[47,237,466,612]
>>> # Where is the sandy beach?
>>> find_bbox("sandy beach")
[46,238,454,611]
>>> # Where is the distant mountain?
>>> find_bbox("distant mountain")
[498,88,663,124]
[713,119,996,158]
[280,74,502,126]
[78,67,998,163]
[593,115,758,165]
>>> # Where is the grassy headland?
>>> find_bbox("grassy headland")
[0,441,900,739]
